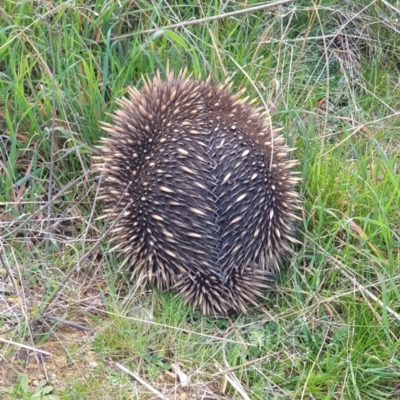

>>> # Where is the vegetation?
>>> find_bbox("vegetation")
[1,0,399,398]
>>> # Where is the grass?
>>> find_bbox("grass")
[1,0,400,398]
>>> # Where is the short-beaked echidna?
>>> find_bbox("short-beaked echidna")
[95,70,300,316]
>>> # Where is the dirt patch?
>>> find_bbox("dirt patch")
[0,327,99,393]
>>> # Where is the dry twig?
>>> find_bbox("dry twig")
[113,0,296,40]
[0,337,52,356]
[113,362,169,400]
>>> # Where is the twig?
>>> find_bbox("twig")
[90,307,255,345]
[339,268,400,323]
[0,243,19,295]
[45,315,94,332]
[112,0,296,40]
[212,352,279,377]
[0,337,52,356]
[40,179,132,316]
[318,111,400,158]
[305,232,400,324]
[113,362,169,400]
[0,172,92,240]
[380,0,400,15]
[40,231,105,316]
[215,359,251,400]
[42,5,57,304]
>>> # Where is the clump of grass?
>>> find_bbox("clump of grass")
[1,0,400,399]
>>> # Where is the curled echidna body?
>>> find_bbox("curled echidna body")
[95,70,300,316]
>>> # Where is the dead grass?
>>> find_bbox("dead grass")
[1,0,400,398]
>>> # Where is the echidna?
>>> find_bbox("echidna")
[95,69,300,316]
